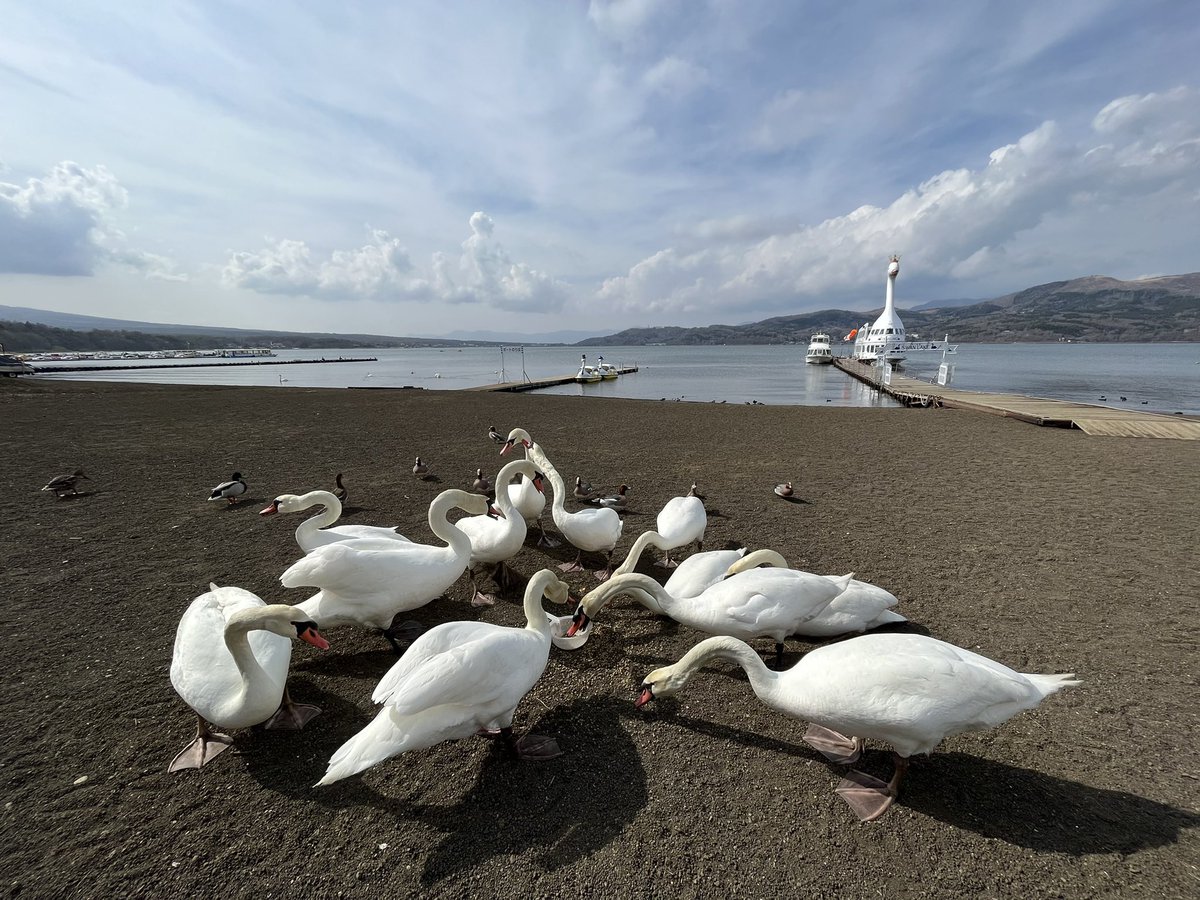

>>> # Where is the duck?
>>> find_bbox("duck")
[773,482,794,499]
[524,441,623,579]
[725,550,906,637]
[315,569,571,785]
[209,473,247,504]
[278,489,489,651]
[646,487,707,567]
[412,456,435,480]
[500,428,557,548]
[636,633,1080,821]
[259,489,410,553]
[612,535,746,599]
[567,569,850,666]
[488,425,505,444]
[41,468,90,499]
[456,459,543,606]
[573,476,596,502]
[472,468,493,497]
[332,473,348,504]
[168,583,330,771]
[596,484,630,510]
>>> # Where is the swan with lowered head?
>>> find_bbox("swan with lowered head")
[611,536,746,599]
[456,458,544,606]
[567,568,850,666]
[316,569,572,785]
[645,487,707,567]
[637,633,1080,821]
[260,489,410,552]
[169,583,330,771]
[725,550,906,637]
[279,489,489,649]
[518,435,623,579]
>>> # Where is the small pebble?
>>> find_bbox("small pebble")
[73,776,88,786]
[378,843,388,850]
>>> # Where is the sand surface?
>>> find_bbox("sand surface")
[1,378,1197,898]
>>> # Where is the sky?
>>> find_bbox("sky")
[2,0,1199,338]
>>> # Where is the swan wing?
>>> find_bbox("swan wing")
[656,496,707,545]
[281,540,437,592]
[664,548,746,599]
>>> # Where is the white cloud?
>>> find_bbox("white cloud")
[587,0,672,45]
[598,88,1200,314]
[643,56,708,96]
[225,212,569,313]
[0,161,183,279]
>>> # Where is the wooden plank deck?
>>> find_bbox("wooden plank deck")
[833,358,1200,440]
[465,365,639,393]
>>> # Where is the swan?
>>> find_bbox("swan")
[209,472,247,504]
[612,536,747,599]
[456,459,543,606]
[259,489,410,552]
[636,634,1080,821]
[169,583,330,771]
[646,488,707,567]
[316,569,571,785]
[725,550,906,636]
[523,440,623,579]
[499,427,557,547]
[42,468,90,498]
[566,569,850,666]
[279,489,489,650]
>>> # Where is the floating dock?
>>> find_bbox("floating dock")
[833,358,1200,440]
[466,365,639,393]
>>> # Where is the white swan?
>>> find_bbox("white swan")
[637,634,1080,821]
[169,583,330,771]
[725,550,906,636]
[279,489,489,644]
[457,458,543,606]
[503,433,556,547]
[260,489,410,552]
[567,569,849,665]
[612,532,745,598]
[527,442,623,579]
[639,489,707,568]
[316,569,571,785]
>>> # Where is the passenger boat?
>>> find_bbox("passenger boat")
[0,350,35,377]
[804,333,834,365]
[574,354,602,383]
[850,256,956,366]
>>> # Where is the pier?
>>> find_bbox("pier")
[32,356,378,374]
[833,357,1200,440]
[465,365,640,393]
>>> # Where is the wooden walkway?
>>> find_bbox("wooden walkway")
[465,365,639,393]
[833,358,1200,440]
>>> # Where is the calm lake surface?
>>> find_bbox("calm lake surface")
[31,343,1200,415]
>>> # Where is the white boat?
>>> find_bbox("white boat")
[805,333,834,365]
[0,347,35,377]
[851,256,956,366]
[595,356,620,379]
[575,354,602,383]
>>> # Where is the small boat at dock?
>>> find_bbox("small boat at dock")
[805,333,834,365]
[595,356,620,379]
[575,354,602,383]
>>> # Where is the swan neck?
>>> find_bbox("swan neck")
[299,490,341,535]
[427,492,474,557]
[676,636,779,697]
[535,454,568,516]
[494,459,536,518]
[614,531,666,577]
[222,613,272,695]
[585,573,671,617]
[522,571,557,634]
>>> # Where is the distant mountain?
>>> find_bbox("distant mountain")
[429,328,604,344]
[577,273,1200,345]
[909,297,981,311]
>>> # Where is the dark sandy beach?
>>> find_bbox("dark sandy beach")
[1,378,1197,898]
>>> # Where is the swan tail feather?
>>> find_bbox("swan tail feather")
[872,610,908,626]
[1026,673,1082,697]
[315,709,413,786]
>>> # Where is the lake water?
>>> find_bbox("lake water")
[29,343,1200,416]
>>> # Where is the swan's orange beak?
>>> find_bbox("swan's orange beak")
[533,474,546,494]
[635,686,654,709]
[299,626,330,650]
[500,439,514,456]
[259,500,280,517]
[565,608,589,638]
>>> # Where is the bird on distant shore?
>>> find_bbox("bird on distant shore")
[332,473,348,504]
[209,473,247,504]
[488,425,504,444]
[42,468,90,499]
[774,482,794,499]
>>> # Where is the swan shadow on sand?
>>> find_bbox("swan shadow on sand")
[653,711,1197,854]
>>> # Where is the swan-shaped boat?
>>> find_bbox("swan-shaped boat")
[567,569,849,665]
[457,459,543,605]
[169,583,330,771]
[208,472,247,504]
[725,550,906,636]
[279,489,488,641]
[260,489,410,552]
[637,634,1080,820]
[316,569,572,785]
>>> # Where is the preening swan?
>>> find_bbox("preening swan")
[279,489,488,651]
[259,489,410,552]
[637,634,1080,821]
[316,569,571,786]
[645,488,707,567]
[725,550,906,636]
[567,569,849,666]
[209,472,247,504]
[169,583,330,772]
[456,458,543,606]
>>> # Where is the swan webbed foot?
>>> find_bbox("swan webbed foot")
[557,560,585,573]
[168,732,233,772]
[655,558,679,569]
[538,536,563,548]
[803,724,863,764]
[471,591,498,607]
[593,569,612,581]
[514,734,562,761]
[264,702,321,731]
[835,755,909,822]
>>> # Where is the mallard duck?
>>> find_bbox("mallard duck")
[208,473,247,504]
[488,425,504,444]
[42,468,90,499]
[597,484,630,510]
